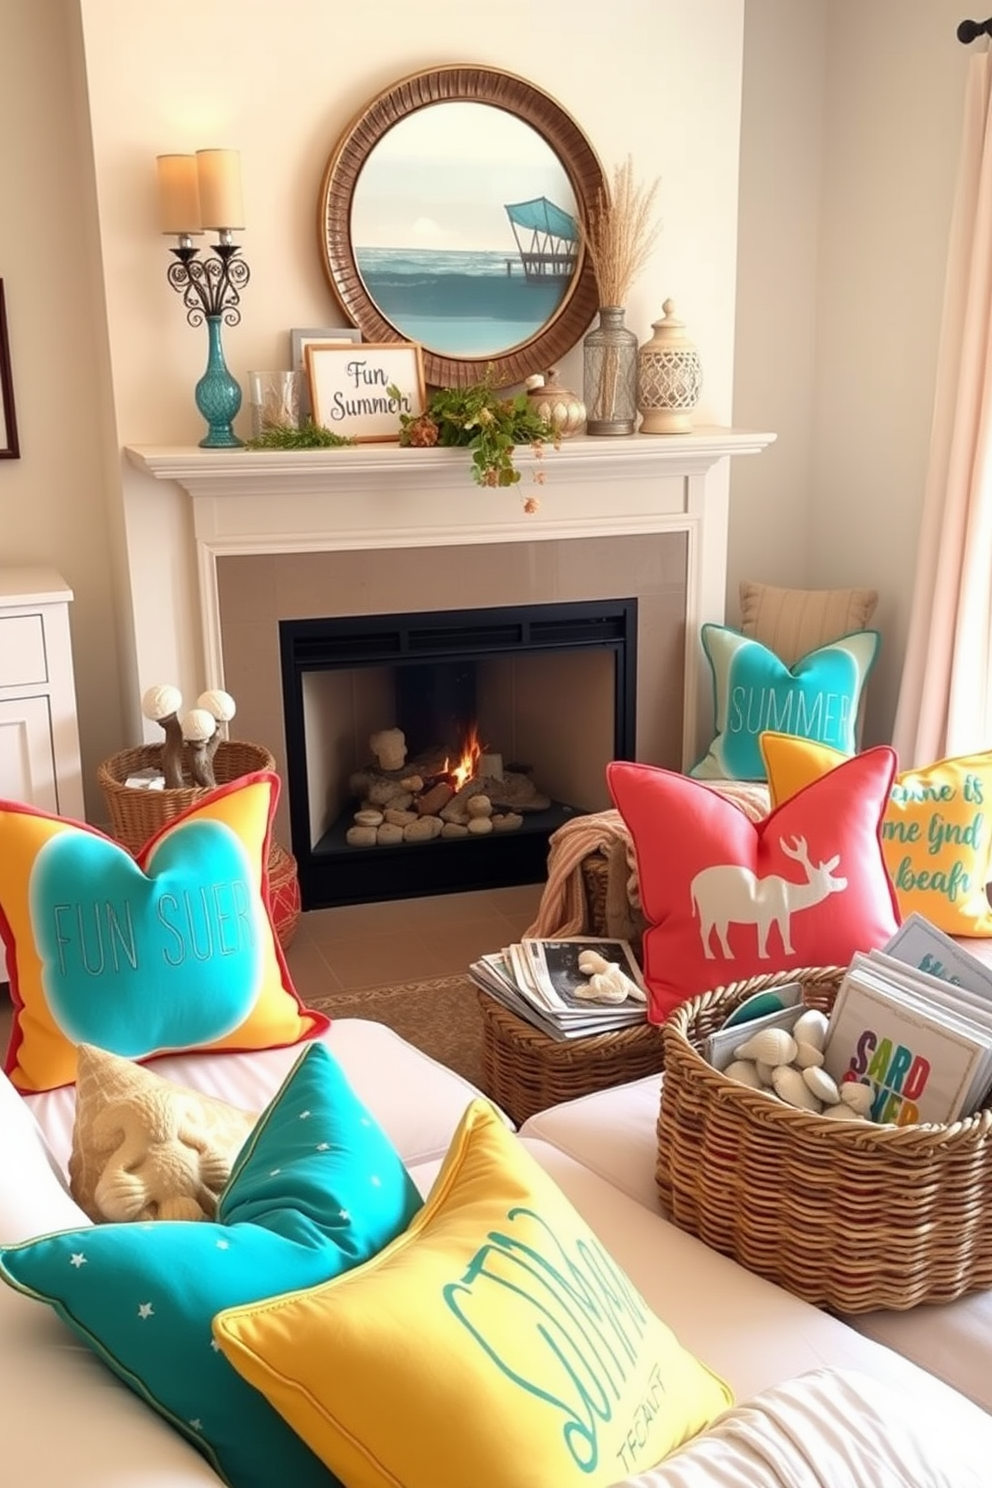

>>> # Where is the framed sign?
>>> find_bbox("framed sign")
[0,281,19,459]
[305,341,426,442]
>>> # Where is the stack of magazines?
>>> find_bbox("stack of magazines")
[469,936,648,1041]
[818,914,992,1125]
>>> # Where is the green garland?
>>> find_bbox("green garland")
[244,419,356,450]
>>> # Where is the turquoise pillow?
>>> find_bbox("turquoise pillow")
[0,1042,421,1488]
[690,624,879,782]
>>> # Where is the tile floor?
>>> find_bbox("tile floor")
[0,883,546,1048]
[281,881,545,1001]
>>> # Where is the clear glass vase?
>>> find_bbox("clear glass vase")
[582,306,638,436]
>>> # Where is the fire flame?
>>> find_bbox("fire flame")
[447,723,483,791]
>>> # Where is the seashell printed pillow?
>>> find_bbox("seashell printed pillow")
[607,750,901,1023]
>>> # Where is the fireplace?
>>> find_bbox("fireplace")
[280,598,636,908]
[124,427,775,907]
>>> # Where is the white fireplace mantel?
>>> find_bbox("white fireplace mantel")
[125,426,775,765]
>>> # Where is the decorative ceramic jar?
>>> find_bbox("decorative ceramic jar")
[524,369,586,438]
[637,299,703,433]
[582,306,638,436]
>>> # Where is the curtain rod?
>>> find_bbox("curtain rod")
[958,17,992,42]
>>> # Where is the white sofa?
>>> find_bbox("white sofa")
[3,1019,992,1486]
[521,1071,992,1422]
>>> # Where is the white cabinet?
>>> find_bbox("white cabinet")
[0,569,84,982]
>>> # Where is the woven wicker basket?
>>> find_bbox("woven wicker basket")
[98,740,278,851]
[656,967,992,1313]
[97,740,300,949]
[478,992,665,1127]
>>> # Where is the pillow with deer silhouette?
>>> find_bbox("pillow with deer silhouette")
[606,750,901,1021]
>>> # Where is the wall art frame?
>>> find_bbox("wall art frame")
[290,325,362,417]
[317,64,606,390]
[0,281,20,459]
[305,340,426,442]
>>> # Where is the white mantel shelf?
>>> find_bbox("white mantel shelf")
[127,427,775,492]
[124,426,775,766]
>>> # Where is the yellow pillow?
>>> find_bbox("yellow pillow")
[213,1099,733,1488]
[760,732,992,936]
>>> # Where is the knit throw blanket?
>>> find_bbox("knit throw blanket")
[525,782,771,940]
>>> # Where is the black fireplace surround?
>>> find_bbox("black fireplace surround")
[280,598,636,909]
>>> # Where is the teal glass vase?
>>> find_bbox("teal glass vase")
[195,315,243,448]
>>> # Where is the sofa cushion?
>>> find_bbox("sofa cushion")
[760,732,992,936]
[0,1041,421,1488]
[607,753,901,1020]
[0,775,326,1094]
[738,580,878,667]
[213,1098,734,1488]
[68,1043,258,1223]
[690,624,879,781]
[620,1366,990,1487]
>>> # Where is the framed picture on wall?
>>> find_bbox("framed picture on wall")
[289,325,362,418]
[305,341,426,442]
[0,281,19,459]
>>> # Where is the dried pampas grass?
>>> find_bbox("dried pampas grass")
[582,156,661,307]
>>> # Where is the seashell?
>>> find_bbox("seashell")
[734,1028,798,1067]
[792,1009,829,1052]
[794,1041,824,1070]
[821,1103,866,1121]
[574,971,627,1005]
[839,1081,874,1116]
[755,1060,777,1087]
[771,1065,823,1112]
[803,1066,840,1104]
[578,950,611,976]
[723,1059,764,1089]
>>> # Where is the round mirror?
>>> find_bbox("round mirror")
[319,66,605,388]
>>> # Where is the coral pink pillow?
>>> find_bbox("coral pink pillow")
[607,750,901,1022]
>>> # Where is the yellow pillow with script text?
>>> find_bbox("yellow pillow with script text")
[760,732,992,936]
[213,1099,732,1488]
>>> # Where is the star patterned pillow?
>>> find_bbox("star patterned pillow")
[0,1041,422,1488]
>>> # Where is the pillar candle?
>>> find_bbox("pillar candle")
[156,154,202,235]
[196,149,244,231]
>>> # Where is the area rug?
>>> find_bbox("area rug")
[306,974,484,1089]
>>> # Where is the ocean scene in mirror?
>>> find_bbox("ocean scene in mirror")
[351,102,579,358]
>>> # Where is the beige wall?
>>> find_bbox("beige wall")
[0,0,977,824]
[0,2,127,816]
[733,0,967,746]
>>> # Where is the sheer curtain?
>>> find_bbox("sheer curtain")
[893,50,992,766]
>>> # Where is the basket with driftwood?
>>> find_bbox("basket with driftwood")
[97,685,299,947]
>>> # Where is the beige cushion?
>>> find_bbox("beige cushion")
[738,581,878,666]
[68,1044,258,1223]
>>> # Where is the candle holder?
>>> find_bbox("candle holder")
[166,231,250,448]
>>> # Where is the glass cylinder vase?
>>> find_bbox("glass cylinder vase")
[582,306,638,436]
